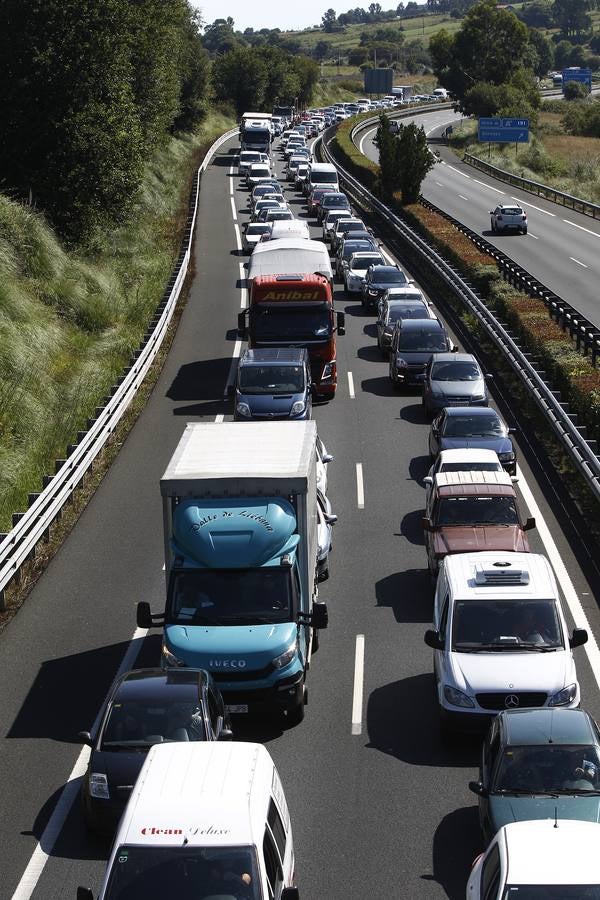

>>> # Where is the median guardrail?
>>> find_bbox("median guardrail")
[463,153,600,220]
[0,127,239,609]
[319,131,600,504]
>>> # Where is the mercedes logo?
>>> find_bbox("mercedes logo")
[505,694,520,709]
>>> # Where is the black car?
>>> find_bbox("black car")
[361,264,408,310]
[428,406,517,474]
[317,191,350,224]
[79,668,232,833]
[388,317,453,388]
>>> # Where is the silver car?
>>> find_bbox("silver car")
[422,352,491,416]
[317,489,337,581]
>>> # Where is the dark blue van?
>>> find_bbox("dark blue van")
[234,348,312,420]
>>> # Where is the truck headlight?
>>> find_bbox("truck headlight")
[89,773,110,800]
[290,401,305,416]
[549,683,577,707]
[272,640,297,670]
[443,685,475,708]
[322,361,334,380]
[236,402,251,418]
[162,643,185,668]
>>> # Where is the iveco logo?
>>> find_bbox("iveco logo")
[505,694,520,708]
[210,659,247,669]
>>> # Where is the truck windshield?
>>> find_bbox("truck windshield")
[239,365,305,394]
[104,845,261,900]
[250,307,331,340]
[170,569,296,625]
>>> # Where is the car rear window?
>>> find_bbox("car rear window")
[501,207,522,215]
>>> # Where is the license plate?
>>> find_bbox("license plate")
[226,704,249,714]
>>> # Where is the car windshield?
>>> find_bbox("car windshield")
[239,364,305,394]
[503,888,600,898]
[374,269,406,284]
[494,744,600,795]
[241,153,260,163]
[398,329,446,351]
[104,846,261,900]
[266,211,293,221]
[324,197,349,208]
[431,361,481,381]
[101,695,207,749]
[352,256,383,271]
[452,599,562,650]
[439,461,501,473]
[250,307,331,340]
[170,569,296,625]
[342,241,374,257]
[442,412,505,437]
[246,225,271,236]
[434,495,519,526]
[339,221,365,234]
[313,173,339,184]
[388,303,428,323]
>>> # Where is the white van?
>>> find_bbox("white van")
[265,220,311,242]
[424,552,588,733]
[308,162,339,194]
[432,87,449,100]
[78,742,299,900]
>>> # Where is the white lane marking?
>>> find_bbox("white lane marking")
[528,233,539,240]
[518,469,600,695]
[570,256,588,268]
[351,634,365,735]
[458,194,469,201]
[563,218,600,238]
[356,463,365,509]
[224,339,242,397]
[511,197,556,217]
[215,414,224,423]
[473,178,505,195]
[359,127,377,156]
[234,223,242,251]
[239,262,248,308]
[435,180,443,186]
[447,165,470,179]
[11,629,148,900]
[230,195,237,221]
[348,371,355,399]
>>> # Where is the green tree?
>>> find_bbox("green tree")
[314,40,331,61]
[563,79,590,99]
[212,47,268,115]
[396,121,435,203]
[552,0,593,39]
[527,28,554,76]
[322,8,338,31]
[202,17,241,53]
[173,5,211,132]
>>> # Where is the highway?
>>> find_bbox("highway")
[2,128,600,900]
[359,109,600,328]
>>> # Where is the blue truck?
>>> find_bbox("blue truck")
[137,421,327,725]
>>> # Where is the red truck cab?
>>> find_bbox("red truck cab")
[238,274,345,400]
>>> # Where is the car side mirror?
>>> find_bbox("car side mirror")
[468,780,488,798]
[281,889,300,900]
[219,725,234,741]
[451,344,458,352]
[508,427,517,434]
[570,628,588,649]
[325,513,338,526]
[311,601,328,630]
[523,517,535,531]
[78,731,93,747]
[423,476,433,486]
[485,373,493,381]
[424,629,444,650]
[322,453,334,464]
[77,890,94,900]
[422,516,433,531]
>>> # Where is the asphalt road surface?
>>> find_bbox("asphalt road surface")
[2,130,600,900]
[359,109,600,329]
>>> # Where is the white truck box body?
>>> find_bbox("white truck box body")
[248,238,333,283]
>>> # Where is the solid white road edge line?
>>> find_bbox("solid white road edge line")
[511,196,556,217]
[359,127,377,157]
[356,463,365,509]
[11,628,148,900]
[473,178,504,195]
[229,195,237,221]
[351,634,366,735]
[239,262,248,308]
[570,257,588,268]
[563,218,600,238]
[348,371,355,399]
[234,223,242,251]
[528,233,539,240]
[446,164,470,179]
[518,467,600,694]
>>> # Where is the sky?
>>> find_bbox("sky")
[193,0,333,33]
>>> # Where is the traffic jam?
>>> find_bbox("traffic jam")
[72,104,600,899]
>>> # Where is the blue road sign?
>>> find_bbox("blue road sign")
[478,117,529,143]
[562,67,592,91]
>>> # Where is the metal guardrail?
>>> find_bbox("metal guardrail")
[319,132,600,503]
[0,127,240,608]
[463,153,600,220]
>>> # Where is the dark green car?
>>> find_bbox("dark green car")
[470,707,600,845]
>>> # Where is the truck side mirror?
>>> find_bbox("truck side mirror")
[468,780,488,798]
[78,731,93,747]
[136,601,153,630]
[77,890,94,900]
[570,628,588,649]
[422,517,433,531]
[281,889,300,900]
[523,517,536,531]
[424,629,444,650]
[337,311,345,336]
[311,601,328,630]
[237,311,247,339]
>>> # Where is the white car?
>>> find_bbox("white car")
[242,222,272,253]
[344,251,385,293]
[316,435,333,495]
[251,199,286,222]
[423,448,507,501]
[466,819,600,898]
[490,203,528,235]
[316,489,337,582]
[425,551,588,734]
[246,163,272,188]
[322,209,351,243]
[237,150,265,175]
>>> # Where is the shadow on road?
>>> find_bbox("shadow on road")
[400,401,428,424]
[166,358,232,404]
[375,570,432,623]
[425,805,482,900]
[399,508,426,546]
[409,454,431,486]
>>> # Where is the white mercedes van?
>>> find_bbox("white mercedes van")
[424,552,588,733]
[77,742,299,900]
